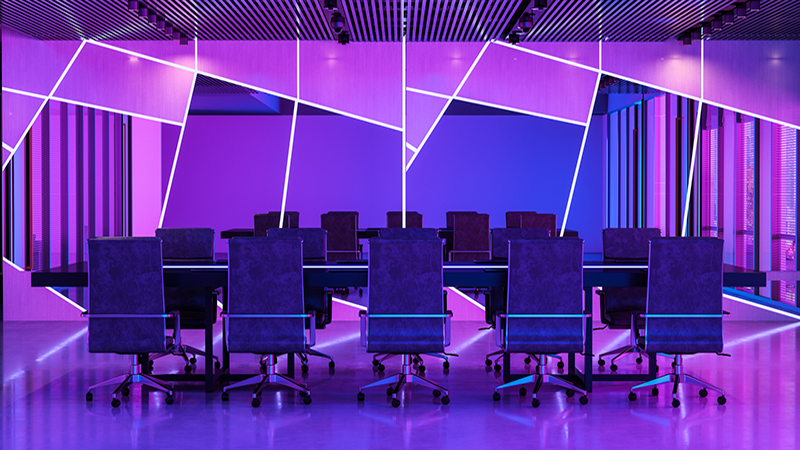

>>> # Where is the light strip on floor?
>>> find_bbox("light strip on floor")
[448,287,486,311]
[313,331,361,350]
[723,293,800,321]
[35,327,88,362]
[332,297,367,311]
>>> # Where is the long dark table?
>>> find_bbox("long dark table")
[31,260,765,392]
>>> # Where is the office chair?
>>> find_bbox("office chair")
[596,228,662,371]
[520,213,557,238]
[445,211,477,259]
[484,228,562,372]
[84,237,175,407]
[221,237,315,407]
[505,211,536,228]
[357,237,452,407]
[492,238,589,407]
[628,237,727,407]
[150,228,220,372]
[254,211,300,236]
[321,211,361,261]
[387,211,423,228]
[450,213,490,261]
[267,227,335,370]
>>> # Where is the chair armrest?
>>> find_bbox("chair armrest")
[307,311,316,346]
[445,311,453,347]
[81,313,174,318]
[359,310,367,347]
[637,313,725,318]
[494,311,506,348]
[360,313,453,348]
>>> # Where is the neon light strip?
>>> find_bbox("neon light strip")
[297,99,402,131]
[159,69,199,228]
[406,87,450,100]
[722,293,800,321]
[402,18,407,228]
[312,331,361,350]
[86,40,195,73]
[2,143,14,152]
[3,40,87,170]
[599,69,701,102]
[452,95,588,126]
[1,87,49,99]
[449,287,486,311]
[682,101,704,237]
[332,297,367,310]
[561,72,603,236]
[406,142,418,153]
[3,257,24,271]
[35,327,88,362]
[494,41,600,73]
[279,101,299,229]
[46,287,87,312]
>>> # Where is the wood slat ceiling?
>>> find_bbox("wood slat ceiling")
[1,0,798,42]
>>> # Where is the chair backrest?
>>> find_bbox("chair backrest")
[505,238,584,354]
[378,228,440,240]
[387,211,422,228]
[156,228,215,261]
[453,213,490,251]
[603,227,661,262]
[367,238,445,353]
[320,211,359,251]
[254,212,284,236]
[267,228,327,261]
[505,211,537,228]
[227,237,306,354]
[644,237,724,354]
[285,211,300,228]
[87,237,166,354]
[446,211,477,228]
[520,213,557,237]
[491,227,550,260]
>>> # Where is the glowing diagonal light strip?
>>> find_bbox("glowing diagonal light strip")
[723,293,800,321]
[448,287,486,311]
[406,143,418,153]
[561,72,603,236]
[279,37,301,229]
[453,95,588,127]
[332,297,367,310]
[402,13,407,228]
[2,143,14,152]
[3,40,86,170]
[494,41,600,73]
[86,40,195,73]
[681,101,704,237]
[406,87,450,100]
[1,87,49,99]
[407,41,490,171]
[296,99,403,131]
[3,258,24,272]
[313,331,361,350]
[35,327,87,362]
[159,41,199,228]
[46,287,86,312]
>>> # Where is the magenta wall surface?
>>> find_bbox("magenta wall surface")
[2,91,44,148]
[108,40,196,70]
[602,41,702,99]
[406,91,448,149]
[1,27,80,96]
[520,41,600,68]
[407,42,485,95]
[197,41,297,97]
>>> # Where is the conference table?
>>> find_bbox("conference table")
[31,256,765,393]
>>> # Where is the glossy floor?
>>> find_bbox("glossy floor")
[3,319,799,450]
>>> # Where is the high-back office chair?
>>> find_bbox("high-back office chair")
[221,237,314,407]
[520,213,557,237]
[484,228,555,372]
[445,211,476,258]
[357,238,452,407]
[505,211,536,228]
[150,228,220,372]
[254,211,299,235]
[628,237,727,407]
[320,211,360,261]
[387,211,423,228]
[492,238,589,407]
[84,237,175,407]
[450,213,490,261]
[597,228,662,371]
[267,228,335,371]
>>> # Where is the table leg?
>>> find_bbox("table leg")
[222,287,230,371]
[502,351,511,382]
[584,287,593,392]
[205,290,214,392]
[288,353,295,379]
[649,351,657,376]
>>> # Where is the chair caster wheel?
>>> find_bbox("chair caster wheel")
[655,365,660,372]
[299,390,308,398]
[531,398,541,408]
[598,359,605,367]
[493,364,501,372]
[184,365,192,373]
[121,387,130,396]
[672,399,680,408]
[443,361,450,369]
[302,396,312,405]
[358,288,363,297]
[579,396,588,405]
[493,392,501,401]
[386,387,394,396]
[636,357,643,365]
[412,357,421,364]
[418,365,426,373]
[557,361,565,369]
[628,392,637,401]
[357,392,365,402]
[672,361,676,368]
[441,396,450,405]
[373,359,380,366]
[377,364,385,372]
[252,398,261,408]
[433,389,441,398]
[485,359,492,367]
[391,398,401,408]
[699,388,708,398]
[189,357,197,365]
[111,398,121,408]
[717,396,726,405]
[652,387,659,396]
[566,389,575,398]
[519,387,527,396]
[165,395,174,405]
[222,392,229,401]
[215,361,221,371]
[524,357,532,365]
[85,392,93,402]
[610,364,618,372]
[301,364,309,373]
[328,361,336,370]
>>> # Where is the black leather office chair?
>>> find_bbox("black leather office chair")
[520,213,557,237]
[450,213,490,261]
[221,237,315,407]
[357,237,452,407]
[505,211,536,228]
[150,228,220,372]
[84,237,175,407]
[628,237,727,407]
[492,238,589,407]
[254,211,299,235]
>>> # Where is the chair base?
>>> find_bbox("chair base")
[151,341,219,370]
[86,355,174,407]
[226,355,310,407]
[494,355,587,407]
[359,355,449,407]
[372,352,449,370]
[629,355,725,407]
[486,350,563,370]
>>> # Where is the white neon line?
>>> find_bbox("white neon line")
[453,95,588,126]
[194,70,298,102]
[702,98,800,131]
[3,40,87,170]
[600,69,702,102]
[86,40,195,73]
[723,294,800,321]
[402,19,407,228]
[35,327,88,362]
[48,96,184,126]
[1,87,49,99]
[561,72,603,236]
[448,287,486,311]
[159,70,199,228]
[407,41,490,170]
[598,40,602,72]
[405,147,422,169]
[700,40,704,101]
[313,331,361,350]
[451,328,491,354]
[406,87,450,100]
[494,41,600,73]
[681,101,704,237]
[217,300,224,309]
[2,143,14,152]
[297,99,403,131]
[46,287,87,312]
[332,297,367,310]
[279,101,299,229]
[406,143,418,152]
[3,257,24,271]
[724,321,800,347]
